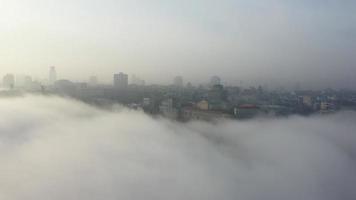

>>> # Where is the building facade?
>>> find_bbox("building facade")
[113,72,128,89]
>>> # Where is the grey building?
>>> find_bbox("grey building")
[173,76,184,87]
[3,74,15,89]
[49,66,57,85]
[113,72,128,89]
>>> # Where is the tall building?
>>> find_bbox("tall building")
[3,74,15,89]
[113,72,128,88]
[210,76,221,86]
[173,76,184,87]
[49,66,57,85]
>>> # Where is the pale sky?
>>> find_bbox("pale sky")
[0,0,355,88]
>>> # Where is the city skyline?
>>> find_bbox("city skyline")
[0,67,349,91]
[1,0,356,89]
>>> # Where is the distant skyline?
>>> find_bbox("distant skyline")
[1,0,356,89]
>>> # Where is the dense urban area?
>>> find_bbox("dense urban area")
[1,67,356,121]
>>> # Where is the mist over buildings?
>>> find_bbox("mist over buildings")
[1,0,356,88]
[0,95,355,200]
[1,0,356,199]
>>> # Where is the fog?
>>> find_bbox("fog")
[0,95,355,200]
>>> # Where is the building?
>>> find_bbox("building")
[182,107,231,121]
[113,72,128,88]
[208,84,225,101]
[143,98,151,107]
[236,104,260,119]
[320,102,335,114]
[159,98,178,119]
[3,74,15,89]
[210,76,221,86]
[302,96,313,107]
[196,100,209,110]
[49,66,57,85]
[54,79,76,95]
[173,76,184,87]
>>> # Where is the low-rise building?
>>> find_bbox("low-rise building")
[182,107,231,121]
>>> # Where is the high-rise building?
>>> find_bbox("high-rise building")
[210,76,221,86]
[113,72,128,88]
[49,66,57,85]
[3,74,15,89]
[173,76,184,87]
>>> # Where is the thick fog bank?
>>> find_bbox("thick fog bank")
[0,95,355,200]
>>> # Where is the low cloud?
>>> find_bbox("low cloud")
[0,95,355,200]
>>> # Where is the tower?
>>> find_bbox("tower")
[49,66,57,85]
[210,75,221,86]
[113,72,128,88]
[173,76,184,87]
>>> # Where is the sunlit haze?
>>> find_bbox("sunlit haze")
[1,0,355,88]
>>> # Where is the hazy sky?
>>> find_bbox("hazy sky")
[0,0,355,88]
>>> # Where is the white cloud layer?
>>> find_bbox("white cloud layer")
[0,95,355,200]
